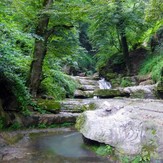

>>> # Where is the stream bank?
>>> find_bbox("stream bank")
[0,128,110,163]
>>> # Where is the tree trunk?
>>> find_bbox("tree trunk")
[29,40,47,97]
[115,0,131,74]
[119,28,130,74]
[29,0,53,97]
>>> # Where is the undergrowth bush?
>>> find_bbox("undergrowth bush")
[139,49,163,82]
[0,66,31,115]
[76,51,96,75]
[120,78,132,87]
[41,69,77,100]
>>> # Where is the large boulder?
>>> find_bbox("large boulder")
[123,84,157,99]
[76,99,163,157]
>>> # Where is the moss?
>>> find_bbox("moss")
[1,133,23,145]
[65,102,96,113]
[75,114,86,131]
[81,103,96,112]
[93,89,130,98]
[37,99,61,113]
[130,90,145,98]
[157,81,163,92]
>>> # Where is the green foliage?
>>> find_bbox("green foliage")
[88,0,148,71]
[41,69,77,100]
[0,2,33,79]
[96,145,114,156]
[145,0,163,22]
[0,68,31,115]
[76,52,96,74]
[86,143,154,163]
[38,123,47,129]
[120,78,132,87]
[37,99,61,113]
[139,50,163,82]
[9,122,22,130]
[0,0,33,115]
[0,117,5,130]
[75,114,85,131]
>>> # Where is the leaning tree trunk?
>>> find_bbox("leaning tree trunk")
[29,0,53,97]
[29,39,47,97]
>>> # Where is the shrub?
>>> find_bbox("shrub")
[120,78,132,87]
[41,69,77,100]
[0,67,31,115]
[139,51,163,82]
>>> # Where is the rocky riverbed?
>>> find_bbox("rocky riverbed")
[0,75,163,162]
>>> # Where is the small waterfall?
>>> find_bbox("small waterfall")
[98,78,111,89]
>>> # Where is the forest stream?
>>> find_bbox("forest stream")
[1,1,163,162]
[0,129,110,163]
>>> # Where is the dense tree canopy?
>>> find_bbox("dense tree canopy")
[0,0,163,100]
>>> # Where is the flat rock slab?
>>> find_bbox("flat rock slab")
[22,112,80,127]
[93,89,130,98]
[61,99,96,113]
[76,99,163,158]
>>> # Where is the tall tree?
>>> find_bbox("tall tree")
[29,0,53,97]
[115,0,130,74]
[88,0,147,74]
[27,0,87,96]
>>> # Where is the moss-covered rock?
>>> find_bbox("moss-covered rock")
[93,89,130,98]
[75,114,86,131]
[62,101,96,113]
[124,85,157,99]
[37,99,61,114]
[130,90,146,99]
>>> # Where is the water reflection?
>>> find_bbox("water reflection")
[28,131,110,163]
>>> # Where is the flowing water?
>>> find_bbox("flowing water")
[5,131,110,163]
[98,78,111,89]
